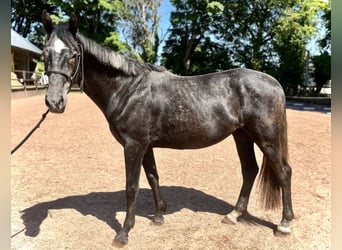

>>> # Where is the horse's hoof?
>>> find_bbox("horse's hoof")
[111,240,126,248]
[222,210,244,225]
[148,215,164,225]
[112,232,128,248]
[221,215,237,225]
[274,225,291,237]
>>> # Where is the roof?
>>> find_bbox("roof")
[11,29,42,55]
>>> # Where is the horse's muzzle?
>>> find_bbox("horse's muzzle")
[45,95,66,113]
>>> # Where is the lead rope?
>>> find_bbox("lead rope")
[11,109,50,155]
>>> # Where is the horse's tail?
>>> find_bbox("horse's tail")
[258,108,289,210]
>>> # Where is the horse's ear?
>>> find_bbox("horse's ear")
[69,13,78,37]
[42,9,53,35]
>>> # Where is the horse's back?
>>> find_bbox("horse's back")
[163,68,284,99]
[163,67,286,115]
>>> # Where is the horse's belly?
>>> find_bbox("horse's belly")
[151,121,237,149]
[149,96,242,149]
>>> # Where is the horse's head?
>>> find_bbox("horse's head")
[42,10,81,113]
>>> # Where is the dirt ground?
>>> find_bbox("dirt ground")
[11,93,331,250]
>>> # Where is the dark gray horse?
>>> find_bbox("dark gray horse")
[42,10,294,246]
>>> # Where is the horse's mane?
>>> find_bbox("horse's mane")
[74,32,166,76]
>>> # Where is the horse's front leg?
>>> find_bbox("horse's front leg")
[112,142,147,247]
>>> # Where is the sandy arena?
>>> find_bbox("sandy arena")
[11,93,331,249]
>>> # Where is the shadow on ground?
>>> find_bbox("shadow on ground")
[20,186,277,237]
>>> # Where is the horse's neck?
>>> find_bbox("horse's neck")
[81,51,134,118]
[77,34,148,118]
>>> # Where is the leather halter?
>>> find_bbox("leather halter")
[45,44,84,93]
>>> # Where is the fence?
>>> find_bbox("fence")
[11,70,47,99]
[286,96,331,107]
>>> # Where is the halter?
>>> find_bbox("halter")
[45,43,85,93]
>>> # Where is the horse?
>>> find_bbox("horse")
[41,10,294,246]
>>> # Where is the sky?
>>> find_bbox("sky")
[158,0,174,33]
[156,0,174,60]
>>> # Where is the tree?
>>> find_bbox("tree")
[11,0,164,63]
[318,8,331,52]
[273,28,307,95]
[162,0,326,87]
[214,0,328,95]
[162,0,225,75]
[312,52,330,94]
[119,0,162,63]
[273,0,329,95]
[48,0,123,44]
[218,0,287,72]
[11,0,55,47]
[11,0,126,50]
[188,38,234,75]
[311,6,331,94]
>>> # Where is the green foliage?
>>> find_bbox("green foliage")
[318,7,331,52]
[219,0,287,71]
[162,0,227,75]
[311,6,331,94]
[206,1,224,16]
[11,0,330,96]
[11,0,55,48]
[190,38,234,75]
[273,0,329,94]
[104,31,129,52]
[119,0,162,63]
[11,0,125,49]
[49,0,123,45]
[312,52,331,94]
[163,0,330,95]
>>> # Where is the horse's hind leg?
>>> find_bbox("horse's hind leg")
[222,128,259,224]
[258,145,294,234]
[142,147,167,224]
[252,122,294,235]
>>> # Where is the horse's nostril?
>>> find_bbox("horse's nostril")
[57,95,64,106]
[45,95,65,113]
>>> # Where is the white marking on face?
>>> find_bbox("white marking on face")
[52,38,66,53]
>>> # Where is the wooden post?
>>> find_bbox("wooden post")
[23,70,27,95]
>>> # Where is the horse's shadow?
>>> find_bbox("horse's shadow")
[20,186,277,237]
